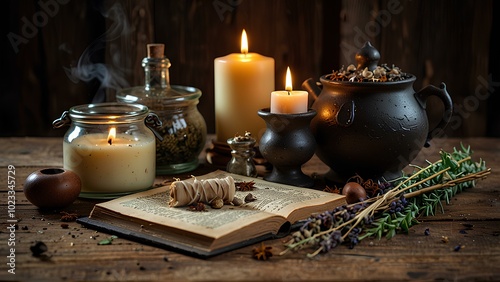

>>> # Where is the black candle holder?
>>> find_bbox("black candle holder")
[257,108,317,188]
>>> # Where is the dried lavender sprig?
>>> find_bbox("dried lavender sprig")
[281,145,490,257]
[281,203,370,256]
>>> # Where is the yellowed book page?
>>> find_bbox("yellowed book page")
[223,171,346,222]
[92,186,275,241]
[167,170,344,222]
[91,170,344,241]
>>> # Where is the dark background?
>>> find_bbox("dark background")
[2,0,499,137]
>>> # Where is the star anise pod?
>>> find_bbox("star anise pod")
[252,242,273,260]
[236,181,256,191]
[188,202,207,212]
[323,185,340,194]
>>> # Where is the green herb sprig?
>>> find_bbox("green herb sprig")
[98,235,118,245]
[281,144,490,257]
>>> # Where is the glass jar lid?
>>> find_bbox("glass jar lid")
[53,102,163,141]
[117,85,201,105]
[67,102,150,124]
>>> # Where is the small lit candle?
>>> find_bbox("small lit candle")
[63,127,155,194]
[214,29,275,142]
[270,67,308,114]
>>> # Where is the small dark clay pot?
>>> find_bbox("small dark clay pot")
[302,42,453,182]
[24,168,81,209]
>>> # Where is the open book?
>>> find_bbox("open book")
[77,170,346,258]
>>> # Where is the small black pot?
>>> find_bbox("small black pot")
[258,108,317,188]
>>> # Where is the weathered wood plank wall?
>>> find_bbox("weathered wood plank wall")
[3,1,106,136]
[151,0,327,137]
[2,0,497,137]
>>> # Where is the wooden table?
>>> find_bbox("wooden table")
[1,136,499,281]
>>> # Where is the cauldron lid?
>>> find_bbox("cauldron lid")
[356,41,380,71]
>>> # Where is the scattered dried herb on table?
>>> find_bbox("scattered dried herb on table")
[98,235,118,245]
[253,242,273,260]
[281,144,490,257]
[188,202,207,212]
[60,211,78,222]
[30,241,48,256]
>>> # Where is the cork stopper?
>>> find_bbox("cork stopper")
[147,43,165,58]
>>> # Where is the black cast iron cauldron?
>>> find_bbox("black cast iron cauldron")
[302,42,453,183]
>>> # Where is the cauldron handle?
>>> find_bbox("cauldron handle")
[302,78,321,108]
[414,83,453,147]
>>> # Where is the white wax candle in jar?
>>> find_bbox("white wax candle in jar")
[271,67,308,114]
[63,128,155,195]
[57,103,157,198]
[214,29,275,142]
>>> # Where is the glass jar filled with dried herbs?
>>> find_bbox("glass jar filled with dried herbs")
[117,44,207,175]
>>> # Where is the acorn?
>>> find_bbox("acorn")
[342,182,367,204]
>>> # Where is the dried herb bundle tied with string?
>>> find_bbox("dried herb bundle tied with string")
[169,176,235,207]
[281,145,490,257]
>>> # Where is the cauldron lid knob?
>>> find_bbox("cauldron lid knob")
[355,41,380,71]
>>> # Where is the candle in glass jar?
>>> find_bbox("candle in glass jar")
[63,127,155,194]
[214,29,275,142]
[271,67,308,114]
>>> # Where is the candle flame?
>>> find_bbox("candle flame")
[241,29,248,54]
[285,66,293,92]
[107,127,116,145]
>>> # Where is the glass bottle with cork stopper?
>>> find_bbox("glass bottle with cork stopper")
[116,43,207,175]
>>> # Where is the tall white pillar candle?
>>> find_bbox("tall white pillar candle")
[214,30,275,142]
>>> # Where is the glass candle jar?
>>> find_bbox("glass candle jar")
[53,103,159,199]
[116,44,207,175]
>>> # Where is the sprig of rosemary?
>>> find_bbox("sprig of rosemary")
[281,144,490,257]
